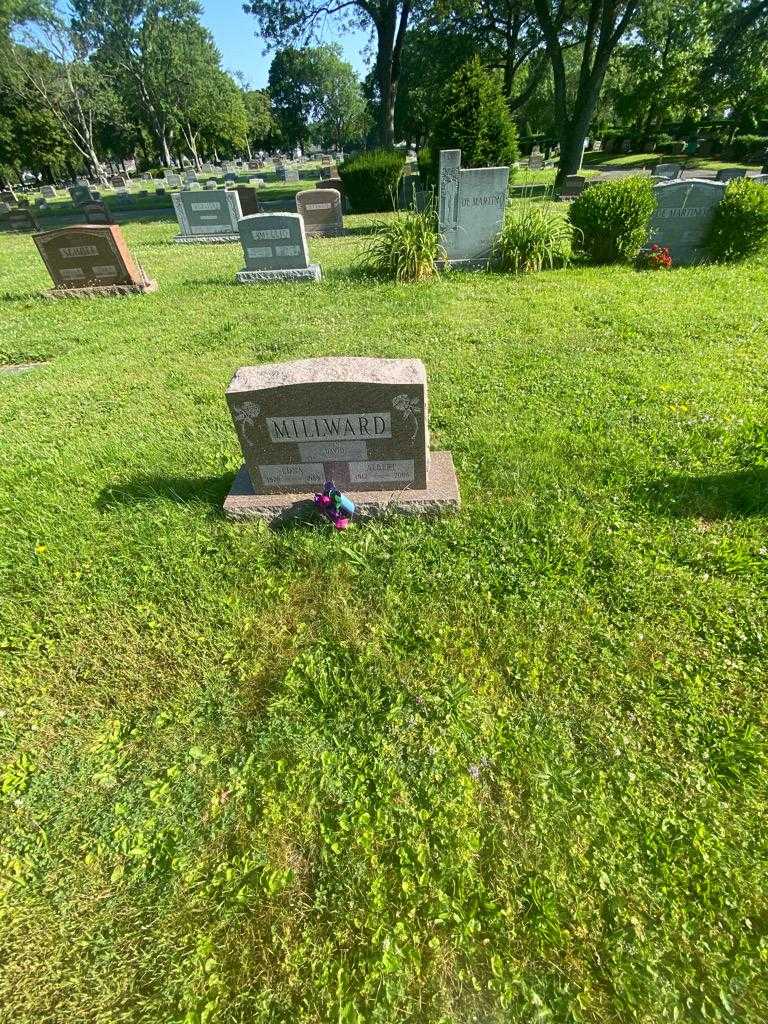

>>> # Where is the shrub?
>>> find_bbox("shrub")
[708,178,768,261]
[357,205,445,282]
[492,205,574,273]
[430,56,519,169]
[569,176,656,264]
[728,134,768,163]
[338,149,406,213]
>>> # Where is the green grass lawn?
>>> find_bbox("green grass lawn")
[1,212,768,1024]
[582,152,763,172]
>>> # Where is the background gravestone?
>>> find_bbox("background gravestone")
[276,166,299,182]
[33,224,156,296]
[236,185,261,216]
[752,174,768,185]
[223,356,459,520]
[41,185,57,198]
[561,175,588,198]
[235,212,321,283]
[8,207,39,232]
[654,163,682,180]
[165,173,182,188]
[295,188,343,236]
[716,168,747,182]
[646,179,726,265]
[69,184,94,206]
[438,149,509,267]
[172,189,242,243]
[83,200,114,224]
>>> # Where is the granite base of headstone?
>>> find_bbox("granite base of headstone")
[223,357,460,521]
[235,212,321,283]
[33,224,157,298]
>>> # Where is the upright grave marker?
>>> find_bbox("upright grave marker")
[646,179,725,265]
[438,149,509,267]
[7,207,39,232]
[33,225,156,296]
[276,166,299,182]
[224,357,460,520]
[295,188,343,236]
[716,168,747,183]
[69,183,94,206]
[41,185,57,198]
[236,185,260,216]
[235,212,321,283]
[84,200,114,224]
[171,189,241,243]
[654,163,682,180]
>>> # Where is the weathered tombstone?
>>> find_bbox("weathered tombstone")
[654,163,682,180]
[295,188,343,236]
[223,356,460,521]
[716,167,747,183]
[438,149,509,267]
[184,170,198,183]
[646,179,725,265]
[527,149,545,170]
[235,212,321,283]
[83,200,114,224]
[33,224,156,296]
[560,175,588,198]
[41,184,57,198]
[165,173,182,188]
[276,166,299,182]
[235,185,260,217]
[70,183,94,206]
[171,188,242,242]
[110,175,127,188]
[751,174,768,185]
[7,207,39,232]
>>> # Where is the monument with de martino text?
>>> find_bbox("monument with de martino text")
[438,149,509,268]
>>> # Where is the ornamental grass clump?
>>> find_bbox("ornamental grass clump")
[358,206,445,282]
[492,204,574,273]
[569,176,656,264]
[708,178,768,261]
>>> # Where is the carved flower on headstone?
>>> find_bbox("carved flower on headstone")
[392,393,421,441]
[234,401,261,430]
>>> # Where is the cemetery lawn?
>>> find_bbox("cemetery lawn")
[2,214,768,1024]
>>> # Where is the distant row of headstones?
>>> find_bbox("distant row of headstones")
[437,149,768,267]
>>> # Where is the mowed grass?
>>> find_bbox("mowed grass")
[1,210,768,1024]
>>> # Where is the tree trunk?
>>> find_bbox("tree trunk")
[374,0,410,148]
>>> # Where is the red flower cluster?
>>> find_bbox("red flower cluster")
[647,244,672,270]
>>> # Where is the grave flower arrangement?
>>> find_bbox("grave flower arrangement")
[644,244,672,270]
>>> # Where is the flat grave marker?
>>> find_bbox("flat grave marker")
[224,356,459,521]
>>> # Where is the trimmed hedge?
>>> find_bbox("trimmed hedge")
[338,150,406,213]
[569,176,656,264]
[708,178,768,260]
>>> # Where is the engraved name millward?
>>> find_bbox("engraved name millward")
[267,412,392,443]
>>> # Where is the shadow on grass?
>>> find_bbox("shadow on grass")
[97,472,234,513]
[645,468,768,519]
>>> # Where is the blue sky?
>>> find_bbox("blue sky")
[199,1,372,89]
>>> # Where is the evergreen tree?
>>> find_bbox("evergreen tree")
[431,56,519,167]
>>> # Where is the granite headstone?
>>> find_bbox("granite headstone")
[716,168,747,183]
[172,189,242,243]
[646,179,725,265]
[295,188,343,236]
[438,149,509,267]
[235,212,321,283]
[33,224,156,295]
[223,356,459,520]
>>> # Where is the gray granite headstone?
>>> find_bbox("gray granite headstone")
[295,188,343,236]
[716,168,747,183]
[235,212,320,283]
[110,175,127,188]
[223,356,459,520]
[438,149,509,267]
[165,173,182,188]
[172,189,242,243]
[41,185,57,198]
[654,163,682,180]
[69,184,94,206]
[276,167,299,182]
[646,179,726,265]
[204,180,218,189]
[752,174,768,185]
